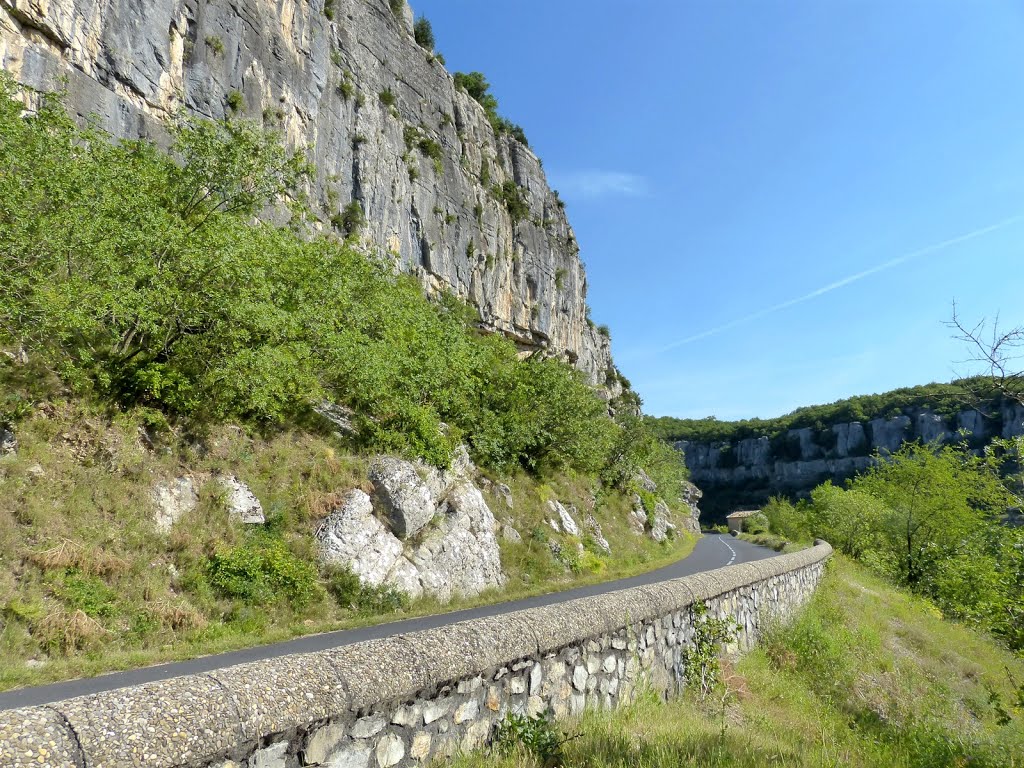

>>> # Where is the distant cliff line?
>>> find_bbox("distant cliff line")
[651,381,1024,520]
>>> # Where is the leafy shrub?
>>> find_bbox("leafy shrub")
[681,601,738,699]
[332,200,365,235]
[226,90,244,112]
[494,709,567,763]
[52,570,117,619]
[206,533,320,606]
[454,71,496,109]
[453,71,528,144]
[741,511,769,535]
[418,136,442,163]
[205,36,225,56]
[602,413,690,503]
[413,17,434,50]
[323,0,336,20]
[494,180,529,223]
[761,495,812,542]
[379,88,396,107]
[389,0,404,18]
[492,116,529,146]
[338,71,354,101]
[324,564,408,613]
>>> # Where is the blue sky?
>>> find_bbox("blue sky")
[412,0,1024,420]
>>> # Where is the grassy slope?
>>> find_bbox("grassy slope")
[0,399,695,691]
[453,557,1024,768]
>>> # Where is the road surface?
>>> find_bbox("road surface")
[0,532,776,711]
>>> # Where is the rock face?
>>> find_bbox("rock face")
[369,458,436,540]
[649,500,675,543]
[0,0,618,390]
[679,402,1024,520]
[152,477,200,533]
[584,513,610,553]
[314,489,405,587]
[215,475,266,525]
[315,452,503,601]
[546,500,580,537]
[0,425,15,456]
[151,474,266,531]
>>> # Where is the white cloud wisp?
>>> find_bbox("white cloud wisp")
[657,213,1024,353]
[550,170,650,200]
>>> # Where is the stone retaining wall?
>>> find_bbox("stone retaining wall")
[0,542,832,768]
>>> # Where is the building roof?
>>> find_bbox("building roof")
[726,510,762,519]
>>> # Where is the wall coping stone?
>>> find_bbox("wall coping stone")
[0,541,832,768]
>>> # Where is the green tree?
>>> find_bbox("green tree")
[413,17,434,50]
[808,483,887,560]
[850,443,1010,591]
[453,71,497,113]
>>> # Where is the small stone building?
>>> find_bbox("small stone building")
[726,510,761,534]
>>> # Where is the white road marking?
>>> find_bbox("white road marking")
[721,536,737,566]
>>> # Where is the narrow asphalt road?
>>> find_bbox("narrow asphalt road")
[0,533,776,711]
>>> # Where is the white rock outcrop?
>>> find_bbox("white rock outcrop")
[152,474,265,532]
[650,500,676,543]
[584,514,611,553]
[315,490,406,589]
[547,500,580,537]
[216,475,266,525]
[316,453,504,602]
[0,426,16,456]
[412,482,504,602]
[152,476,200,533]
[369,458,436,540]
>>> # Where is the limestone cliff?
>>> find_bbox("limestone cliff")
[680,401,1024,520]
[0,0,619,390]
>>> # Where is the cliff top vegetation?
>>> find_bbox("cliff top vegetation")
[647,377,1006,445]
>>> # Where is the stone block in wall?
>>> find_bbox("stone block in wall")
[0,707,81,768]
[324,635,433,712]
[52,674,243,768]
[209,651,349,739]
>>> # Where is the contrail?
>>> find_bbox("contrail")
[657,213,1024,353]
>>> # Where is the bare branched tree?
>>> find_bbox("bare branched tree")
[948,302,1024,407]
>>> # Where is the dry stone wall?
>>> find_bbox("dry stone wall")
[0,542,832,768]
